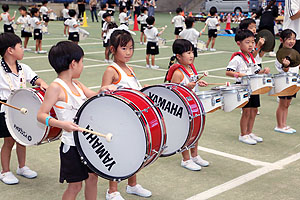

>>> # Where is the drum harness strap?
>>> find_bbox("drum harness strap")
[165,63,198,82]
[230,52,261,74]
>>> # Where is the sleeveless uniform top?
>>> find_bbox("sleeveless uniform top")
[1,13,11,25]
[109,62,142,90]
[177,68,200,92]
[53,78,87,146]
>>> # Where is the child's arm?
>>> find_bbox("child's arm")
[101,67,118,86]
[171,70,196,90]
[258,67,270,74]
[252,37,265,58]
[35,78,48,90]
[7,13,15,21]
[280,58,291,72]
[73,80,117,98]
[226,70,246,78]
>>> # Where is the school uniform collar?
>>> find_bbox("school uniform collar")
[1,58,22,73]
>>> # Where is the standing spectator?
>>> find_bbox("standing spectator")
[77,0,86,20]
[148,0,155,16]
[283,0,300,53]
[107,0,117,18]
[120,0,132,18]
[133,0,142,17]
[89,0,99,22]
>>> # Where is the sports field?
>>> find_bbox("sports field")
[0,7,300,200]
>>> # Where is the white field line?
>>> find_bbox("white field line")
[28,42,102,48]
[186,152,300,200]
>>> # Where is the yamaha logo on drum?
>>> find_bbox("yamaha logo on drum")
[148,92,183,118]
[82,125,116,171]
[13,124,32,141]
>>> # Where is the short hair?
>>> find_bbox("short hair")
[48,41,84,74]
[210,7,217,16]
[0,33,22,57]
[42,0,48,5]
[146,16,155,25]
[103,12,111,19]
[185,17,195,29]
[64,2,69,8]
[176,7,183,14]
[119,6,126,13]
[2,4,9,12]
[109,30,134,54]
[31,7,39,16]
[235,29,254,42]
[141,7,148,13]
[100,3,107,10]
[68,9,76,17]
[18,6,27,12]
[239,18,256,30]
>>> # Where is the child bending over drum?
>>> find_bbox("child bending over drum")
[274,29,299,134]
[0,33,48,185]
[226,30,270,145]
[164,39,209,171]
[101,29,152,200]
[37,41,115,200]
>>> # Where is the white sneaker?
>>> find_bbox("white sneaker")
[64,34,67,37]
[286,126,296,133]
[257,110,260,115]
[16,166,37,179]
[210,48,216,51]
[106,190,124,200]
[274,127,294,134]
[151,65,160,69]
[239,134,257,145]
[249,133,263,143]
[181,159,201,171]
[146,64,151,68]
[108,60,113,63]
[104,59,109,63]
[34,51,38,54]
[203,47,208,51]
[23,48,31,51]
[38,50,47,54]
[268,52,276,57]
[140,42,143,45]
[126,184,152,197]
[191,155,209,167]
[0,172,19,185]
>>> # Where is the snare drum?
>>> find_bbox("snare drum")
[269,73,298,96]
[241,74,273,95]
[212,84,250,112]
[5,88,62,146]
[74,88,166,181]
[79,28,90,40]
[141,84,205,157]
[195,90,222,113]
[158,37,166,46]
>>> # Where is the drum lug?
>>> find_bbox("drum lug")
[263,77,266,85]
[211,97,216,106]
[286,76,289,84]
[237,92,241,102]
[135,110,142,117]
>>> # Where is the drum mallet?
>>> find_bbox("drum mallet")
[78,127,113,142]
[207,82,231,86]
[196,71,209,82]
[0,101,28,114]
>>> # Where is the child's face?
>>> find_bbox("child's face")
[34,12,39,17]
[10,43,24,60]
[72,57,84,78]
[177,50,194,66]
[238,36,255,53]
[282,34,296,49]
[247,23,256,34]
[106,16,111,22]
[19,10,26,16]
[113,40,134,63]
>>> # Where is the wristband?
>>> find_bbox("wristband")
[234,72,239,78]
[45,116,53,127]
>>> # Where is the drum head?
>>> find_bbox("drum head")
[6,89,46,146]
[74,95,147,181]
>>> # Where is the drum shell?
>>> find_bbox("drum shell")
[241,74,273,95]
[269,73,298,96]
[196,90,222,113]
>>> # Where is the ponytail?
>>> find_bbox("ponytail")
[164,55,177,82]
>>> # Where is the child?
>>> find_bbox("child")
[274,29,299,134]
[30,8,46,54]
[16,6,32,51]
[137,6,148,45]
[64,9,80,44]
[98,3,108,28]
[101,29,151,200]
[179,17,201,58]
[37,41,116,199]
[226,29,270,145]
[119,6,130,27]
[102,13,115,63]
[0,33,48,185]
[202,7,219,51]
[171,7,185,39]
[144,16,166,69]
[62,2,70,37]
[39,0,53,33]
[1,4,15,33]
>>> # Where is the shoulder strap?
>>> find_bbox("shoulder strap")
[165,63,197,82]
[230,52,255,64]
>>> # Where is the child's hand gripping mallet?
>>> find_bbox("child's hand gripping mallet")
[0,101,28,114]
[196,71,209,82]
[78,127,113,142]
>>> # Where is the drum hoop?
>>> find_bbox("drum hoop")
[274,73,298,78]
[73,94,148,181]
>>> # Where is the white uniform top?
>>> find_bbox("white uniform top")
[137,13,148,24]
[283,0,300,40]
[172,15,185,28]
[98,10,106,19]
[53,78,87,146]
[0,59,38,104]
[109,62,142,90]
[31,17,42,29]
[179,28,200,47]
[1,13,11,25]
[40,6,48,16]
[17,15,31,31]
[144,26,159,42]
[62,8,69,18]
[254,54,262,65]
[205,17,219,30]
[275,59,299,74]
[119,12,128,24]
[227,53,261,82]
[64,18,79,32]
[177,68,199,92]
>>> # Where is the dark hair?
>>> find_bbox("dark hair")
[209,7,217,16]
[0,33,22,57]
[119,6,126,13]
[141,6,148,13]
[100,3,107,10]
[109,30,134,55]
[146,16,155,25]
[42,0,48,5]
[31,7,39,16]
[2,4,9,12]
[107,22,118,30]
[18,6,27,12]
[68,9,76,17]
[48,41,84,74]
[64,2,69,8]
[165,39,193,82]
[235,29,254,42]
[239,18,256,30]
[176,7,183,14]
[185,17,195,29]
[103,12,111,19]
[279,29,297,49]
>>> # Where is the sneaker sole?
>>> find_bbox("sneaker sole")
[16,173,37,179]
[274,129,294,134]
[181,165,201,171]
[239,140,257,145]
[0,179,19,185]
[126,191,152,198]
